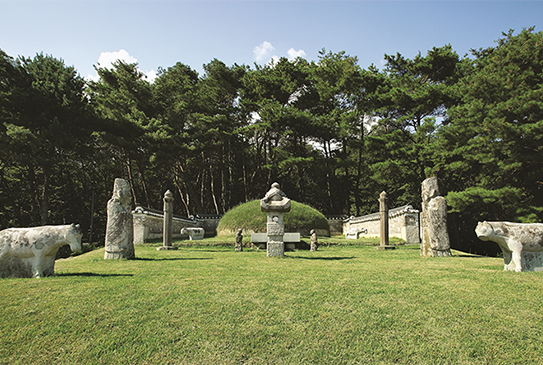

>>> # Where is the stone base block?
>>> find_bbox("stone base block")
[267,241,284,257]
[156,246,178,251]
[104,250,135,259]
[375,245,396,250]
[431,249,452,257]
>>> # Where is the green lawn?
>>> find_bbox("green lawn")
[1,241,542,364]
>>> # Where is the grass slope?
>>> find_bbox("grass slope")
[1,243,543,364]
[217,200,330,236]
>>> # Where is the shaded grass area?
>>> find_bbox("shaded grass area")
[2,244,543,364]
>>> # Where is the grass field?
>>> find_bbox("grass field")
[1,238,543,365]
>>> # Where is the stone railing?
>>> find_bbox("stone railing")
[132,206,221,244]
[343,205,420,244]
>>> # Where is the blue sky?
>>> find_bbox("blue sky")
[1,1,542,81]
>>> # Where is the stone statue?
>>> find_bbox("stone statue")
[476,221,543,272]
[420,177,451,257]
[310,229,318,252]
[181,227,205,240]
[235,228,243,251]
[261,182,291,257]
[104,178,135,259]
[0,224,82,278]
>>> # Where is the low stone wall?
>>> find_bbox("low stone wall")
[326,215,348,236]
[343,205,420,244]
[132,207,221,244]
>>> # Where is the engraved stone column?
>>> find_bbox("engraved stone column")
[260,182,291,257]
[376,191,395,250]
[104,178,135,259]
[421,177,451,257]
[157,190,178,251]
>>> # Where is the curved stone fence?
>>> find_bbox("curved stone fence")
[132,206,221,244]
[343,205,420,244]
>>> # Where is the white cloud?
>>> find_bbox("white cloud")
[253,42,307,66]
[97,49,137,69]
[86,49,156,83]
[254,41,275,62]
[287,48,306,61]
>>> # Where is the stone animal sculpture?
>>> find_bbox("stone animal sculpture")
[0,224,82,278]
[181,227,205,240]
[476,221,543,272]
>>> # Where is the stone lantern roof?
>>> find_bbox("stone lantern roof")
[260,182,291,213]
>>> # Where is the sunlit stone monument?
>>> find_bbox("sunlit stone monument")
[260,182,291,257]
[105,178,135,259]
[376,191,395,250]
[420,177,451,257]
[157,190,178,251]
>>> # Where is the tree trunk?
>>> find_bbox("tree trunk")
[40,172,49,225]
[126,158,138,206]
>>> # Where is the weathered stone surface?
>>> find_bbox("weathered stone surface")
[162,190,174,247]
[0,224,82,278]
[260,182,291,213]
[379,191,391,247]
[261,183,290,257]
[476,221,543,272]
[181,227,205,241]
[235,229,243,252]
[310,229,318,252]
[104,178,135,259]
[421,177,451,257]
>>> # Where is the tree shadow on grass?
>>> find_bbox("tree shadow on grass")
[56,272,134,277]
[288,256,355,261]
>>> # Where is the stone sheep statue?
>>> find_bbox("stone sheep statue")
[0,224,82,278]
[476,221,543,272]
[181,227,205,240]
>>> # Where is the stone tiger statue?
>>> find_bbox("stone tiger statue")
[476,221,543,272]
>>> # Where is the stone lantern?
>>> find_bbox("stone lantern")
[260,182,291,257]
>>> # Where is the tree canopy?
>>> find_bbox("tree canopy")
[1,28,542,255]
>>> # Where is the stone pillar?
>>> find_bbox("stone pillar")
[157,190,178,251]
[377,191,395,250]
[104,178,135,259]
[260,182,291,257]
[421,177,451,257]
[380,191,389,246]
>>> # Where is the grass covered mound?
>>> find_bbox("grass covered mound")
[217,199,329,236]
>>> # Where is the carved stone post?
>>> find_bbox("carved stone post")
[421,177,451,257]
[380,191,389,246]
[104,178,135,259]
[377,191,395,250]
[157,190,178,251]
[260,182,291,257]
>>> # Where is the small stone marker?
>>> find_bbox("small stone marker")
[310,229,318,252]
[420,177,451,257]
[235,228,243,252]
[157,190,178,251]
[376,191,395,250]
[105,178,135,259]
[260,182,291,257]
